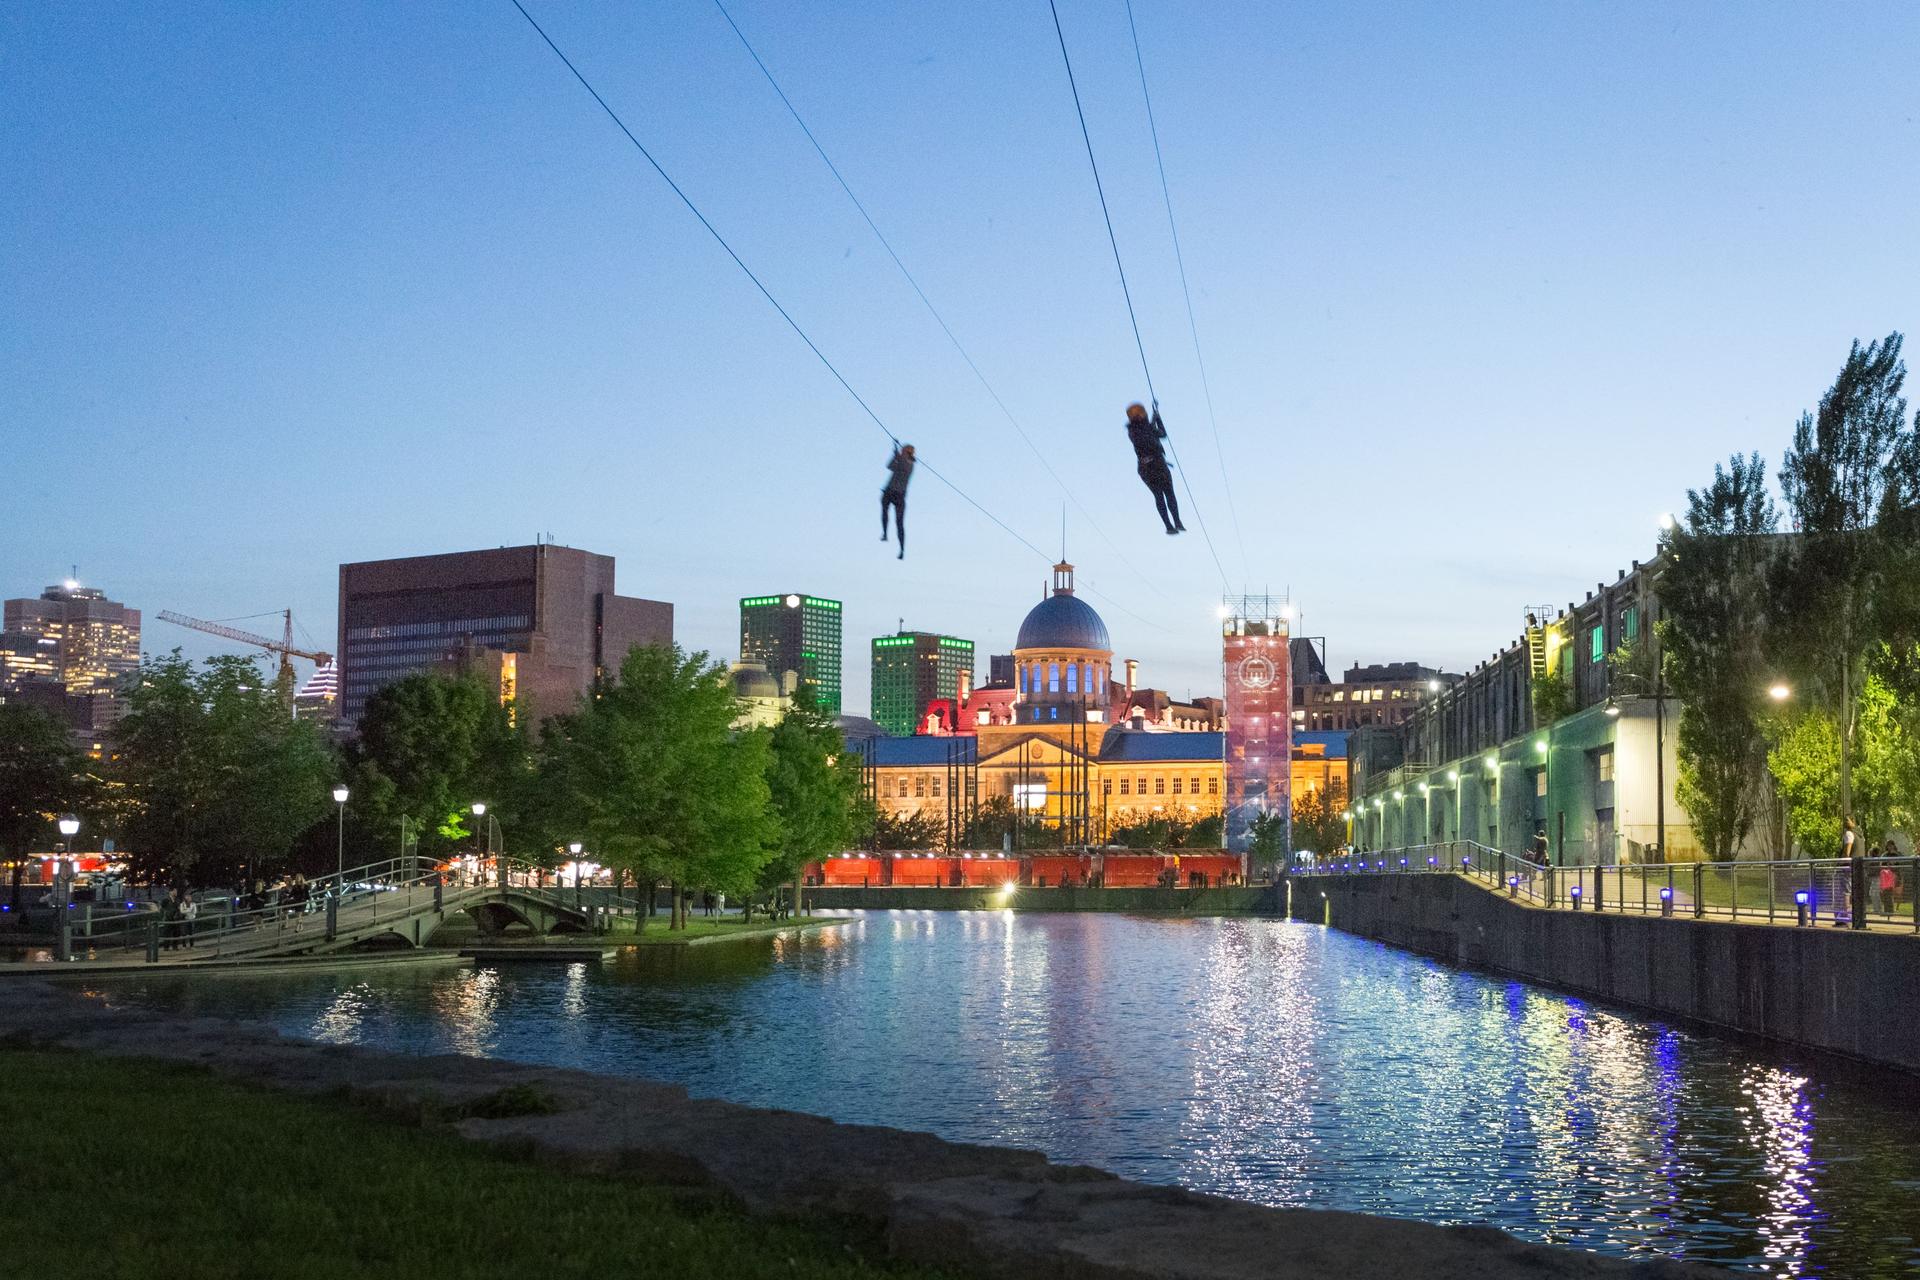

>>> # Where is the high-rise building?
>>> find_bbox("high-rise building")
[293,661,339,724]
[1,579,142,734]
[1222,596,1292,861]
[337,544,671,728]
[870,631,974,736]
[739,594,842,717]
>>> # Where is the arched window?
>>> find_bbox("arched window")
[1066,663,1078,693]
[1049,662,1060,693]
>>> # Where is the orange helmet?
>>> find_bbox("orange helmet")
[1125,402,1147,420]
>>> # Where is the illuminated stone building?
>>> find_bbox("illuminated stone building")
[859,564,1348,846]
[1,578,141,736]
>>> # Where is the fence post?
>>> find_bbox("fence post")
[1850,855,1868,930]
[146,920,160,963]
[325,895,338,943]
[1692,863,1704,919]
[1592,862,1603,914]
[1912,857,1920,934]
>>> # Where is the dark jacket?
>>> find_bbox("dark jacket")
[1126,412,1168,470]
[884,446,915,494]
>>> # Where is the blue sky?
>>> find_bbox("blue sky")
[5,1,1918,713]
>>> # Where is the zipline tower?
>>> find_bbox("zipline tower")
[1222,596,1292,870]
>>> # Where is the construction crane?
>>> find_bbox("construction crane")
[158,609,332,710]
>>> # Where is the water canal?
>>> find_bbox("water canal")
[100,912,1918,1274]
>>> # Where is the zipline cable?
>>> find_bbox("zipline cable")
[1045,0,1229,590]
[508,0,1053,565]
[709,0,1169,600]
[1123,0,1250,580]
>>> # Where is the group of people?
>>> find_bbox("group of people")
[876,401,1185,559]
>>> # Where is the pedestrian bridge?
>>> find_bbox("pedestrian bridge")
[62,858,596,964]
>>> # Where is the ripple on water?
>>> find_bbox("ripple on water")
[99,912,1920,1275]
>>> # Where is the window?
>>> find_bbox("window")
[1624,606,1639,643]
[1155,776,1166,795]
[932,777,942,797]
[1102,779,1112,796]
[1534,770,1546,798]
[915,776,927,798]
[1120,777,1131,796]
[1191,776,1201,794]
[1066,663,1078,693]
[1591,626,1605,663]
[1136,775,1146,794]
[1049,662,1060,693]
[1050,706,1059,720]
[1596,749,1615,783]
[1208,777,1219,796]
[1173,777,1184,795]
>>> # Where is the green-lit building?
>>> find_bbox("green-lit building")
[739,593,843,717]
[871,631,974,737]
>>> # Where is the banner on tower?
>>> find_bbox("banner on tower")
[1223,597,1292,864]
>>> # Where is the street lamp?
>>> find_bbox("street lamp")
[331,785,349,883]
[53,816,80,962]
[569,841,585,909]
[1768,682,1792,702]
[471,802,500,883]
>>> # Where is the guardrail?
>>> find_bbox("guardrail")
[1298,841,1920,931]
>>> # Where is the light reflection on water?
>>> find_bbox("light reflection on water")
[98,913,1920,1274]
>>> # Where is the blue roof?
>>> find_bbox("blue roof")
[1016,592,1111,651]
[1295,730,1349,759]
[1098,730,1223,762]
[861,736,978,767]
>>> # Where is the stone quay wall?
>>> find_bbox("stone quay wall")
[1283,872,1920,1073]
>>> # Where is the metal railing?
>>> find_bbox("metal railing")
[1299,843,1920,931]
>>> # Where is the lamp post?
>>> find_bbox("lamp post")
[471,802,500,884]
[569,841,584,911]
[1767,682,1792,858]
[55,815,80,962]
[331,785,349,884]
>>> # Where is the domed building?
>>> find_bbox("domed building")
[1011,563,1113,726]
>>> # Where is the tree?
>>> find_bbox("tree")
[113,653,337,883]
[1247,809,1288,868]
[1767,673,1904,856]
[0,704,92,909]
[347,671,530,867]
[532,645,772,929]
[1773,333,1919,825]
[762,688,863,911]
[1662,453,1780,859]
[1288,783,1347,858]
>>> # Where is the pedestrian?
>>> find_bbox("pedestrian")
[1842,815,1857,860]
[285,874,311,931]
[880,442,914,559]
[1877,861,1896,917]
[159,889,183,951]
[1124,402,1184,535]
[180,889,199,948]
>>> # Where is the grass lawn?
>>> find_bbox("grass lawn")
[0,1048,952,1280]
[594,914,848,946]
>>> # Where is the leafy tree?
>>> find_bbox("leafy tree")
[1662,453,1780,859]
[872,807,944,849]
[1107,807,1224,850]
[1288,783,1348,858]
[0,703,93,909]
[1772,333,1920,824]
[959,795,1016,850]
[532,645,772,929]
[1247,809,1289,868]
[1767,674,1904,856]
[1531,665,1574,725]
[761,688,862,910]
[113,653,337,883]
[347,671,530,867]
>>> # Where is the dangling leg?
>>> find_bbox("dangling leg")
[1163,479,1185,533]
[1150,479,1176,534]
[895,497,906,559]
[880,489,891,540]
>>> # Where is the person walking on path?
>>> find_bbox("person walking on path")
[159,889,183,951]
[1124,403,1184,535]
[880,443,914,559]
[180,889,199,948]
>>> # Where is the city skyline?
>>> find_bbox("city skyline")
[6,2,1919,713]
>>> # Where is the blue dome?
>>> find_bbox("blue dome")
[1016,591,1111,652]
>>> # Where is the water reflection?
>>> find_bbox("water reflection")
[97,915,1920,1274]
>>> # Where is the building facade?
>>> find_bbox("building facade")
[859,566,1348,848]
[870,631,974,736]
[740,594,843,718]
[1296,661,1458,732]
[1352,552,1688,864]
[337,544,672,729]
[1,579,141,737]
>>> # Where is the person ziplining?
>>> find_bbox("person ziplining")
[1125,403,1183,535]
[880,442,915,558]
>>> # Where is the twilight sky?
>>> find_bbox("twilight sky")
[5,1,1918,714]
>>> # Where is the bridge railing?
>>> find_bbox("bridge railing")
[1297,845,1920,931]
